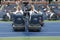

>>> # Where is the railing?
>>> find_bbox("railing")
[1,0,60,4]
[1,1,49,4]
[55,1,60,4]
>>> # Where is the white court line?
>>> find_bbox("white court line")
[0,32,60,34]
[0,36,60,38]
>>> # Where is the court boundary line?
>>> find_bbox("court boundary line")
[0,36,60,38]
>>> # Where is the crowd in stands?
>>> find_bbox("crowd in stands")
[0,1,59,21]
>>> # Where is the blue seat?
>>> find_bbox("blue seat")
[0,11,6,18]
[30,13,43,24]
[30,14,40,24]
[12,13,25,31]
[53,9,60,14]
[28,14,41,32]
[48,4,58,7]
[13,14,24,24]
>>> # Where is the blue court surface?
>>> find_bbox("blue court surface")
[0,21,60,37]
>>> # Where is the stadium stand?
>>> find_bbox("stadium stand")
[0,0,60,21]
